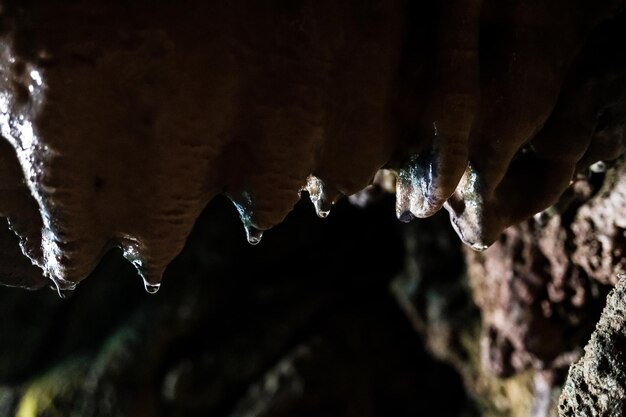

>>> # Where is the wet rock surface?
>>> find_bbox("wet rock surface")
[4,2,626,416]
[4,160,626,416]
[1,0,626,291]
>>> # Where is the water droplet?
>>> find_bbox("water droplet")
[533,206,558,226]
[49,276,77,299]
[317,208,330,218]
[590,161,606,173]
[144,281,161,294]
[533,211,548,226]
[230,191,265,244]
[314,200,332,218]
[245,225,263,245]
[395,154,435,218]
[398,211,414,223]
[139,270,163,294]
[117,237,164,294]
[58,288,75,299]
[471,243,489,252]
[305,175,334,218]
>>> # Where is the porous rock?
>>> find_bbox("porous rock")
[559,275,626,416]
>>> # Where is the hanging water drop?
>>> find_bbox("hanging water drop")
[590,160,607,173]
[143,280,161,294]
[49,275,77,299]
[533,206,558,226]
[305,175,333,218]
[230,191,265,244]
[245,225,263,245]
[313,197,332,218]
[395,154,433,219]
[139,268,163,295]
[118,237,163,294]
[57,288,75,299]
[317,206,331,218]
[470,242,489,252]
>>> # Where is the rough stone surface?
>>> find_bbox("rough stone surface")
[463,155,626,382]
[393,212,562,417]
[559,276,626,416]
[448,155,626,416]
[572,161,626,285]
[466,215,608,378]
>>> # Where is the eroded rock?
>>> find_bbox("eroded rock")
[559,275,626,416]
[466,216,608,378]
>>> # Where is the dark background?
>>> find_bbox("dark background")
[0,194,471,417]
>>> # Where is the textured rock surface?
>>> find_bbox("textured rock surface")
[466,218,608,378]
[391,160,626,416]
[559,276,626,416]
[1,0,626,291]
[453,155,626,416]
[463,155,626,382]
[572,162,626,285]
[393,213,562,417]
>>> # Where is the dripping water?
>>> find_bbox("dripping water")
[230,191,264,245]
[57,288,75,299]
[304,175,333,218]
[590,160,607,173]
[143,280,161,294]
[135,264,163,295]
[245,225,263,245]
[470,243,489,252]
[314,199,331,218]
[49,275,77,299]
[119,238,162,294]
[395,154,430,220]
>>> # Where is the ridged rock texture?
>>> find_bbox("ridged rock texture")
[1,0,626,294]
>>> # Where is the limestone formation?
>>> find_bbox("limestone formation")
[0,0,625,298]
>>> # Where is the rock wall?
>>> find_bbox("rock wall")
[0,0,625,293]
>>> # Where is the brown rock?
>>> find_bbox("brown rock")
[1,0,625,292]
[559,275,626,416]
